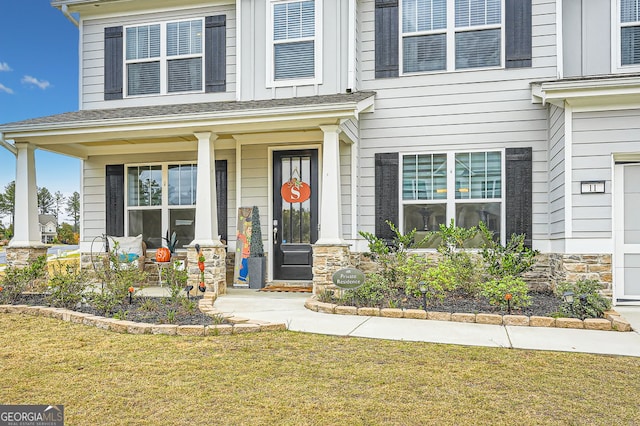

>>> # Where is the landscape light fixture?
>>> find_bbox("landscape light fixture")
[562,291,574,304]
[185,285,194,300]
[419,282,428,312]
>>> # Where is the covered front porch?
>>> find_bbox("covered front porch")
[0,92,375,295]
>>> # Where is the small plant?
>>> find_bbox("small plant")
[91,250,147,315]
[341,273,392,307]
[0,255,47,304]
[480,275,531,311]
[555,279,611,319]
[165,260,189,302]
[166,309,177,324]
[113,309,129,320]
[402,257,458,303]
[180,297,197,314]
[47,261,89,309]
[138,297,159,312]
[163,231,179,254]
[316,289,336,303]
[211,313,226,325]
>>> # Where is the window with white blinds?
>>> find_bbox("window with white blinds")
[272,0,317,81]
[621,0,640,66]
[125,19,204,96]
[401,0,502,74]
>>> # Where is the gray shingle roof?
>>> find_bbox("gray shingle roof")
[1,92,376,129]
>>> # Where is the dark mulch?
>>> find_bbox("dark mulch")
[13,294,217,326]
[334,289,563,317]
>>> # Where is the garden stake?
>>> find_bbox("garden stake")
[505,293,513,315]
[128,286,134,304]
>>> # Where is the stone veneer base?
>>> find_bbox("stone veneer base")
[0,297,286,336]
[303,298,632,332]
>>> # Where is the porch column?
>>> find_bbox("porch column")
[189,132,226,297]
[9,142,43,248]
[192,131,221,246]
[316,125,344,244]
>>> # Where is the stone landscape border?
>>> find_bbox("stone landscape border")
[304,298,633,332]
[0,296,286,336]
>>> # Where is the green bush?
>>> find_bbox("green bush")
[91,252,147,315]
[555,279,611,319]
[480,275,531,311]
[479,222,538,278]
[400,256,457,303]
[0,256,47,304]
[341,273,392,307]
[164,260,189,302]
[47,261,90,309]
[433,220,483,295]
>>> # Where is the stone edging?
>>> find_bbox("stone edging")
[0,296,286,336]
[304,298,633,332]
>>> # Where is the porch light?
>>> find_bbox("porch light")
[419,282,428,312]
[562,291,574,304]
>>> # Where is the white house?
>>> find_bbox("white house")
[1,0,639,304]
[39,214,57,244]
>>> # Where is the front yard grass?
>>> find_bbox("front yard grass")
[1,314,639,425]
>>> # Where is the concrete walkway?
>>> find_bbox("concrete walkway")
[212,288,640,358]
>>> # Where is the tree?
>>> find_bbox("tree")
[53,191,66,222]
[38,186,55,215]
[0,181,15,225]
[66,191,80,232]
[57,222,78,244]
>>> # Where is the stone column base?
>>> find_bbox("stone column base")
[312,244,352,295]
[188,244,227,297]
[6,246,48,268]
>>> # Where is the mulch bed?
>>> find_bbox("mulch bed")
[333,289,563,317]
[13,293,216,326]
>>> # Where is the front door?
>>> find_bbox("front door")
[273,150,318,280]
[614,162,640,304]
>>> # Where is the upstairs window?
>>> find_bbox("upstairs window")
[269,0,321,85]
[125,19,203,97]
[401,0,502,74]
[621,0,640,66]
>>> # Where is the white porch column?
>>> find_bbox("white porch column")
[191,132,222,246]
[316,125,344,244]
[9,142,44,248]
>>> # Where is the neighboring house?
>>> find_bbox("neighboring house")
[1,0,639,305]
[39,214,57,244]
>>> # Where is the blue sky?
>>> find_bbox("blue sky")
[0,1,80,204]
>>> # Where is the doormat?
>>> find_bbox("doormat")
[259,285,312,293]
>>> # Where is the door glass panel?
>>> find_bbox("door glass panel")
[624,254,640,295]
[128,209,162,248]
[280,155,312,244]
[624,165,640,244]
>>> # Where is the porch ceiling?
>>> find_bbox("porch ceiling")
[0,92,375,159]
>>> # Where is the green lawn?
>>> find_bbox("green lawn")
[1,314,639,425]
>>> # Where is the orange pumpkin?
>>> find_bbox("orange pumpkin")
[281,178,311,203]
[155,247,171,262]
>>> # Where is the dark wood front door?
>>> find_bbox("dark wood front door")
[273,149,318,280]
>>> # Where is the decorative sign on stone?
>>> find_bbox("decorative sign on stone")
[332,267,366,289]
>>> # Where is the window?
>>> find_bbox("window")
[402,151,503,246]
[401,0,502,73]
[621,0,640,66]
[270,0,320,84]
[125,19,203,96]
[126,163,197,249]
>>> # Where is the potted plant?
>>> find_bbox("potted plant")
[247,206,266,289]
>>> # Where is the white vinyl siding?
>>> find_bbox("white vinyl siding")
[548,105,565,238]
[401,0,503,74]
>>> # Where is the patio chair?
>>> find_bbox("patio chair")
[105,234,146,271]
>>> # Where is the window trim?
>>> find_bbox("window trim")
[266,0,323,87]
[399,0,505,75]
[125,161,197,250]
[612,0,640,73]
[399,149,506,246]
[123,18,205,98]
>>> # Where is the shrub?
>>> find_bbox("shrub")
[164,260,189,302]
[91,252,147,315]
[341,273,392,307]
[433,220,483,295]
[402,258,458,304]
[480,275,531,311]
[479,222,538,278]
[47,261,90,309]
[555,279,611,319]
[0,255,48,304]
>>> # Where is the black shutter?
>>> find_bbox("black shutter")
[375,153,399,241]
[205,15,227,93]
[505,148,532,247]
[105,165,125,236]
[505,0,532,68]
[215,160,227,241]
[104,26,123,100]
[375,0,399,78]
